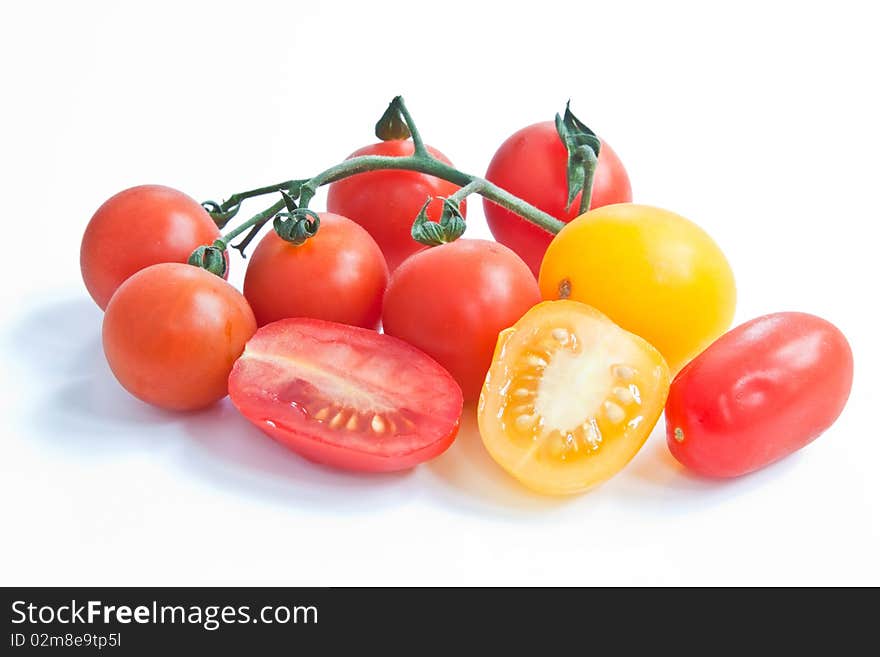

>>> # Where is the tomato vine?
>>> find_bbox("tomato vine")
[191,96,601,276]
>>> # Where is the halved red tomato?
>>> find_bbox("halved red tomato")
[228,318,463,472]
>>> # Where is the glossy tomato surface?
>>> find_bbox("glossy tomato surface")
[228,318,463,472]
[666,312,853,477]
[103,263,257,411]
[82,185,221,309]
[382,239,540,401]
[539,203,736,372]
[484,121,632,276]
[479,300,670,495]
[243,213,388,328]
[326,140,465,271]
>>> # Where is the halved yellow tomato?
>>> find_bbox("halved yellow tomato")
[478,300,670,495]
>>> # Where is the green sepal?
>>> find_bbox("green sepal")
[273,208,321,246]
[375,96,412,141]
[411,198,466,246]
[280,190,298,213]
[439,199,467,242]
[555,101,601,211]
[187,239,228,278]
[201,200,242,229]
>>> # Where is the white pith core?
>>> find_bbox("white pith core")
[244,349,393,413]
[534,344,616,433]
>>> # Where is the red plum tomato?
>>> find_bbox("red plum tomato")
[666,312,853,477]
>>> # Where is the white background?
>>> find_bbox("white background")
[1,0,878,586]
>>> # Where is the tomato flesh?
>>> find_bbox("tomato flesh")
[479,301,670,495]
[228,318,463,472]
[666,312,853,477]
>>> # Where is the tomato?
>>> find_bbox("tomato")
[326,140,466,270]
[666,312,853,478]
[479,300,670,495]
[81,185,222,309]
[103,263,256,411]
[483,121,632,276]
[243,213,388,329]
[381,239,540,401]
[539,203,736,372]
[228,318,463,472]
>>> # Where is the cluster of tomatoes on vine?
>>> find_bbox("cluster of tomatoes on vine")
[79,97,852,495]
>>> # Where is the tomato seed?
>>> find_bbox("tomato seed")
[604,400,626,424]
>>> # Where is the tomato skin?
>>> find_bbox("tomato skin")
[539,203,736,372]
[228,318,463,472]
[666,312,853,478]
[382,240,540,401]
[484,121,632,276]
[256,416,456,473]
[81,185,222,309]
[103,263,257,411]
[243,213,388,329]
[326,140,466,271]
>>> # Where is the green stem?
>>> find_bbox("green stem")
[203,180,302,230]
[220,180,301,212]
[219,198,285,249]
[208,97,568,259]
[480,179,564,233]
[296,153,564,235]
[447,180,484,206]
[578,150,598,214]
[216,154,564,253]
[394,96,427,156]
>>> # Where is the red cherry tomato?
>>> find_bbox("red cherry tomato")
[665,312,853,477]
[483,122,632,276]
[228,318,463,472]
[382,239,540,401]
[103,263,257,411]
[81,185,222,309]
[326,140,466,271]
[243,213,388,329]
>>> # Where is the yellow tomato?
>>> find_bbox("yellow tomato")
[538,203,736,372]
[479,300,670,495]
